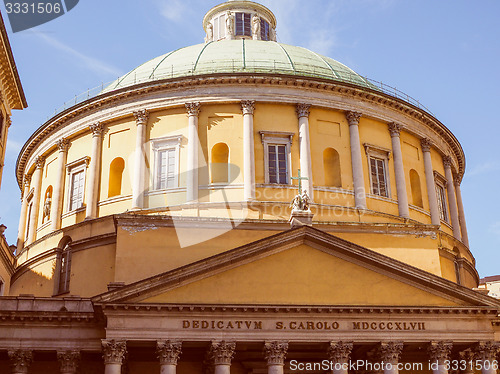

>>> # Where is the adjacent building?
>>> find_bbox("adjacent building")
[0,1,499,373]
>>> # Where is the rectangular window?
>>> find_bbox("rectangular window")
[157,148,176,190]
[268,144,288,184]
[369,157,388,197]
[235,13,251,36]
[436,183,448,222]
[58,250,71,294]
[261,19,270,40]
[213,14,226,40]
[69,170,85,211]
[25,201,33,240]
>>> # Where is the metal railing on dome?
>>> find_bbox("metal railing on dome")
[48,60,434,120]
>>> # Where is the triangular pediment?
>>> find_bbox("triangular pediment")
[92,226,500,308]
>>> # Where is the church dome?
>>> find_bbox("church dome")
[103,40,374,93]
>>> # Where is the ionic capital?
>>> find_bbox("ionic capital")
[428,341,453,364]
[157,340,182,365]
[474,341,499,362]
[378,341,404,364]
[35,156,46,170]
[208,341,236,365]
[133,109,149,126]
[89,122,104,137]
[443,156,453,169]
[327,341,353,363]
[57,350,80,373]
[241,100,255,115]
[388,122,403,137]
[420,138,433,152]
[264,341,288,366]
[345,111,362,126]
[8,349,33,373]
[102,339,127,365]
[185,102,201,117]
[296,103,311,119]
[56,138,70,152]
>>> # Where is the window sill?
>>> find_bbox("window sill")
[61,206,85,220]
[98,195,132,207]
[36,220,51,233]
[256,183,294,189]
[367,193,398,204]
[146,187,186,197]
[314,186,354,196]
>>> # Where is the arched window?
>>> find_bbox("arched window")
[211,143,229,184]
[410,169,423,208]
[42,185,53,223]
[108,157,125,198]
[56,237,72,295]
[323,148,342,188]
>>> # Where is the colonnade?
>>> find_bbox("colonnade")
[6,340,499,374]
[16,103,469,248]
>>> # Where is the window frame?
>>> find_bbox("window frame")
[56,243,72,295]
[434,171,449,223]
[260,131,294,185]
[65,156,90,213]
[364,143,392,198]
[212,14,226,41]
[151,135,183,191]
[260,18,270,41]
[235,12,252,36]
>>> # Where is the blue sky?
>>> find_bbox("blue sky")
[0,0,499,277]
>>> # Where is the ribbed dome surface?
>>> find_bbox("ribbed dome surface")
[103,40,373,92]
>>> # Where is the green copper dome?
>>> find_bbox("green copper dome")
[103,40,373,93]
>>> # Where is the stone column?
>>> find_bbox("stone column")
[345,111,366,209]
[85,123,104,220]
[297,104,313,198]
[102,339,127,374]
[327,341,353,374]
[57,350,80,374]
[186,102,201,202]
[264,341,289,374]
[454,178,469,247]
[379,342,404,374]
[474,342,499,374]
[388,123,410,218]
[207,341,236,374]
[132,109,149,210]
[8,349,33,374]
[50,138,70,231]
[421,139,440,225]
[27,156,45,244]
[241,101,256,201]
[428,341,453,374]
[443,156,461,240]
[157,340,182,374]
[17,174,31,252]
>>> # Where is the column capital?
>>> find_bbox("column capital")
[327,341,353,363]
[57,350,80,373]
[378,341,404,364]
[35,156,46,169]
[186,102,201,117]
[264,341,289,366]
[473,341,499,362]
[345,111,362,126]
[428,341,453,364]
[89,122,104,137]
[7,115,12,128]
[208,341,236,365]
[443,155,453,169]
[421,138,433,152]
[157,340,182,365]
[56,138,70,152]
[102,339,127,365]
[241,100,256,115]
[23,174,32,187]
[296,103,311,118]
[8,349,33,373]
[388,122,403,137]
[133,109,149,125]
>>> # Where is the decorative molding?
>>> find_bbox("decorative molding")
[102,339,127,365]
[421,138,432,152]
[185,102,201,116]
[157,340,182,365]
[65,156,91,174]
[57,350,81,373]
[133,109,149,126]
[56,138,70,152]
[428,341,453,364]
[89,122,104,137]
[259,131,294,144]
[241,100,255,115]
[207,341,236,365]
[327,341,353,363]
[8,349,33,372]
[264,341,288,365]
[378,341,404,364]
[345,111,362,126]
[296,103,311,118]
[363,143,392,158]
[388,122,403,137]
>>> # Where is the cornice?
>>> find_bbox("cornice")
[15,73,466,189]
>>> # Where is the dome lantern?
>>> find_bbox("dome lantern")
[203,0,277,43]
